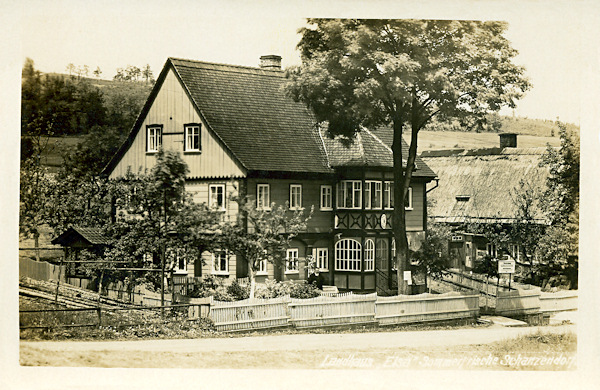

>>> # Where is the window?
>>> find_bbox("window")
[335,239,361,271]
[391,239,397,270]
[320,185,332,210]
[486,243,498,258]
[257,184,270,210]
[184,124,201,152]
[209,184,226,210]
[316,248,329,271]
[147,125,162,152]
[285,249,299,273]
[405,187,413,210]
[336,181,362,209]
[364,239,375,271]
[383,181,394,209]
[289,184,302,210]
[212,251,228,274]
[365,181,382,209]
[509,244,520,261]
[257,259,268,275]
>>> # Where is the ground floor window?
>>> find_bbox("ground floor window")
[316,248,329,271]
[212,250,228,275]
[364,239,375,271]
[285,248,299,273]
[335,239,361,271]
[257,258,268,275]
[486,243,498,258]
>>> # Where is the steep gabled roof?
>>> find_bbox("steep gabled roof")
[51,226,111,247]
[169,58,331,174]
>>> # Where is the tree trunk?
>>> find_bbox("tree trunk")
[34,232,40,262]
[248,262,256,299]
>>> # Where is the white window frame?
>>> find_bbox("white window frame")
[336,180,362,209]
[184,124,201,152]
[364,181,382,210]
[315,248,329,272]
[405,187,413,210]
[364,239,375,271]
[147,126,162,152]
[383,181,394,209]
[510,244,520,262]
[257,184,270,210]
[320,185,333,211]
[335,239,362,271]
[212,250,228,275]
[285,248,299,274]
[289,184,303,210]
[209,184,226,211]
[256,259,268,275]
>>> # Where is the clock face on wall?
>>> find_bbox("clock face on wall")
[380,214,387,228]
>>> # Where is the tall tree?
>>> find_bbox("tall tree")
[286,19,530,294]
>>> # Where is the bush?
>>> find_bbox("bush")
[226,280,250,300]
[188,275,234,301]
[255,279,319,299]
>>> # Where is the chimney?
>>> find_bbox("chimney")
[259,55,282,70]
[499,133,517,148]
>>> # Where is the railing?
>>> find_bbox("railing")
[288,292,377,328]
[375,292,479,326]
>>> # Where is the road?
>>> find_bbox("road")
[20,323,576,369]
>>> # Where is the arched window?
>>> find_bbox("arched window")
[335,239,361,271]
[376,238,388,270]
[364,239,375,271]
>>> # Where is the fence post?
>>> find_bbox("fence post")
[97,307,102,328]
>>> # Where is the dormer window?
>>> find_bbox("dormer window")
[147,125,162,152]
[184,124,201,152]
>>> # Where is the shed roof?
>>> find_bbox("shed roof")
[51,226,111,247]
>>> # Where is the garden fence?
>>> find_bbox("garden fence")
[288,292,377,328]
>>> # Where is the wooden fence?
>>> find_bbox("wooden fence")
[495,289,541,316]
[288,293,377,328]
[19,257,66,283]
[209,296,290,332]
[375,292,480,326]
[539,290,578,313]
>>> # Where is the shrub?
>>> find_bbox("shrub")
[255,279,319,299]
[226,280,250,300]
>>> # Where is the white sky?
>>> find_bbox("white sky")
[11,0,599,125]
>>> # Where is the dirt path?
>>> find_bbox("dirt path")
[20,324,576,369]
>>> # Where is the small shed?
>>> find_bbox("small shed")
[51,226,111,282]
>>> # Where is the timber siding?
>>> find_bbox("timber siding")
[108,68,245,179]
[185,179,240,224]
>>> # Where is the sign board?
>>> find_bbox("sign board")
[403,271,412,285]
[498,259,516,274]
[451,235,463,242]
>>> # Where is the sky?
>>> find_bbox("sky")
[11,0,599,126]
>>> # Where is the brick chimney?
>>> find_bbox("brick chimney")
[499,133,517,148]
[259,55,282,70]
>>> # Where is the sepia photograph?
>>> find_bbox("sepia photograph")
[3,0,598,389]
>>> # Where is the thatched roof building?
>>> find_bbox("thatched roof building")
[421,146,552,224]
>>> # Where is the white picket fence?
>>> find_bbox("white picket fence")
[209,291,480,332]
[288,292,377,328]
[375,292,480,326]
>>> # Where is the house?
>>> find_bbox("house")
[418,134,552,270]
[103,55,437,293]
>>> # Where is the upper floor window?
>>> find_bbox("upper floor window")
[184,124,201,152]
[320,185,332,210]
[289,184,302,210]
[285,248,299,273]
[212,250,228,275]
[337,181,362,209]
[383,181,394,209]
[365,181,382,210]
[405,187,413,210]
[209,184,226,211]
[257,184,270,210]
[147,125,162,152]
[335,239,361,271]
